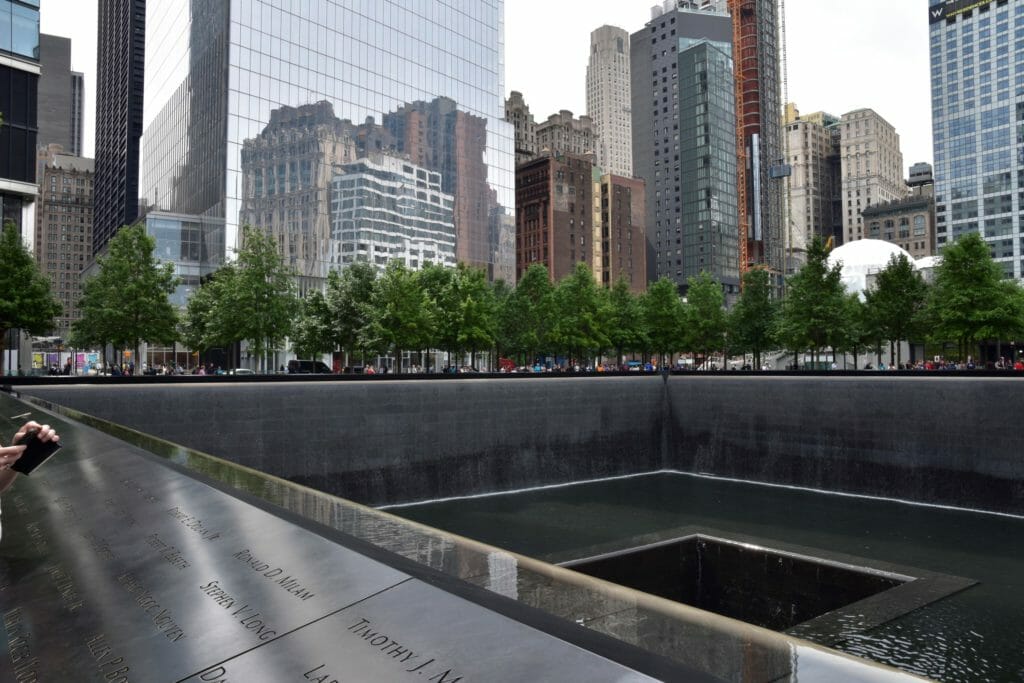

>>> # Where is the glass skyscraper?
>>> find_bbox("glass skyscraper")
[929,0,1023,279]
[94,0,145,256]
[678,37,739,295]
[140,0,514,284]
[631,4,740,295]
[0,0,40,233]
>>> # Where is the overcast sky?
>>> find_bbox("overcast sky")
[41,0,933,169]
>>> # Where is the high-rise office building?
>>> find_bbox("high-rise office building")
[929,0,1022,278]
[783,104,841,270]
[838,109,905,244]
[94,0,145,256]
[34,147,93,336]
[728,0,785,280]
[0,0,40,234]
[631,4,740,295]
[595,173,647,292]
[140,1,514,284]
[587,26,633,177]
[37,34,84,158]
[515,153,594,283]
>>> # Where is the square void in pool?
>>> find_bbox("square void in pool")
[561,534,974,642]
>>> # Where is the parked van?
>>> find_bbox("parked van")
[287,359,333,374]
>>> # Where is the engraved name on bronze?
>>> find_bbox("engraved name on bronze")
[166,507,223,541]
[346,617,465,682]
[198,580,278,641]
[44,563,83,613]
[4,607,39,681]
[117,572,187,643]
[87,633,130,683]
[144,533,191,570]
[232,549,316,601]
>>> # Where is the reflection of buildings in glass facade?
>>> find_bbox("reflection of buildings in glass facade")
[383,97,504,279]
[929,0,1021,279]
[144,212,226,307]
[331,155,456,272]
[679,39,739,294]
[240,101,358,279]
[140,0,513,283]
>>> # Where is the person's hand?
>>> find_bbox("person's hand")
[1,422,59,471]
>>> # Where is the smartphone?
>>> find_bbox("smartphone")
[10,429,62,475]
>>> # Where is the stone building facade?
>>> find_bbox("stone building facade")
[34,149,94,336]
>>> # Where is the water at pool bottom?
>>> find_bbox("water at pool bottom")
[390,472,1024,682]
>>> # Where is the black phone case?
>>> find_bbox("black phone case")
[11,430,62,475]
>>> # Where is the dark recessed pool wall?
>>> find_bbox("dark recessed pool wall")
[20,375,1024,513]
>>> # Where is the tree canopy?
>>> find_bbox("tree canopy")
[227,227,298,370]
[927,232,1024,359]
[71,224,178,367]
[776,237,846,368]
[642,277,685,364]
[864,253,928,365]
[549,262,609,364]
[684,271,727,369]
[0,220,62,374]
[728,268,776,369]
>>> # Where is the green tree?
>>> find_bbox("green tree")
[291,289,335,360]
[684,271,727,369]
[836,293,873,369]
[72,224,178,370]
[225,226,297,372]
[325,262,377,367]
[360,260,436,373]
[728,268,776,370]
[603,277,647,367]
[417,263,457,369]
[863,253,929,366]
[491,278,514,364]
[0,220,62,374]
[927,232,1024,360]
[450,265,497,369]
[777,237,846,369]
[181,276,218,352]
[500,264,554,364]
[550,262,609,366]
[642,277,684,367]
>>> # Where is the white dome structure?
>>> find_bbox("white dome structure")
[827,239,915,296]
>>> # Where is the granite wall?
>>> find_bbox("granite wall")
[21,378,666,506]
[665,376,1024,515]
[20,375,1024,513]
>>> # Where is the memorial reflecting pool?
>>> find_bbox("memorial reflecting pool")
[391,472,1024,682]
